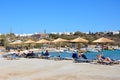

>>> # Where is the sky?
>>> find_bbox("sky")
[0,0,120,34]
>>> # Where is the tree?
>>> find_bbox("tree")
[74,31,83,36]
[49,34,59,39]
[0,34,6,46]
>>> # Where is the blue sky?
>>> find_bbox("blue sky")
[0,0,120,34]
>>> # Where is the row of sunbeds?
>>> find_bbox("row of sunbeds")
[73,57,120,65]
[2,52,120,65]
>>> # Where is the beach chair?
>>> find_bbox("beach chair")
[63,57,73,60]
[74,58,93,63]
[97,59,112,65]
[73,52,93,63]
[50,56,63,61]
[108,59,120,65]
[6,53,20,60]
[96,57,119,65]
[41,55,50,59]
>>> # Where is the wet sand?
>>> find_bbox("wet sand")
[0,58,120,80]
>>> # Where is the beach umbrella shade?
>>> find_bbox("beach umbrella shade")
[93,37,114,55]
[70,37,89,43]
[52,38,68,49]
[9,40,23,50]
[36,39,50,48]
[70,37,89,50]
[36,39,50,44]
[24,39,35,48]
[52,38,68,43]
[9,40,23,45]
[93,37,114,43]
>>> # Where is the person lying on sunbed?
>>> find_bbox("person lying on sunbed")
[96,54,113,63]
[73,51,93,63]
[26,51,35,58]
[78,51,87,59]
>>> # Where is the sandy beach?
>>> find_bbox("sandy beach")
[1,0,120,79]
[0,57,120,80]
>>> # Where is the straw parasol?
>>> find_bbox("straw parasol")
[36,39,50,48]
[70,37,89,50]
[52,38,68,43]
[36,39,50,44]
[24,39,35,48]
[52,38,68,50]
[93,37,114,43]
[70,37,89,43]
[93,37,114,55]
[9,40,22,45]
[9,40,23,50]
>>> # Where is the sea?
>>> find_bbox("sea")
[1,49,120,60]
[49,50,120,60]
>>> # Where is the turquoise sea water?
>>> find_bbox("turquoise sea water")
[49,50,120,60]
[1,49,120,60]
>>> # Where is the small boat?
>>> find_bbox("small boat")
[87,48,101,52]
[55,49,64,53]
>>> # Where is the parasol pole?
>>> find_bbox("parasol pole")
[101,43,104,56]
[100,43,105,56]
[59,42,61,50]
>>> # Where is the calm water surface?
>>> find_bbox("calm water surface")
[49,50,120,60]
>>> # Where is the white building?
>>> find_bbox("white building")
[112,31,119,35]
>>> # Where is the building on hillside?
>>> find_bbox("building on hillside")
[112,31,119,35]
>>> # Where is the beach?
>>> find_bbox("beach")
[0,0,120,80]
[0,58,120,80]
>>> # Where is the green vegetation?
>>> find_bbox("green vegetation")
[0,31,120,48]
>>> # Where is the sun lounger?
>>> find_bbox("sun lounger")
[63,57,73,60]
[96,54,120,65]
[5,54,20,60]
[41,56,50,59]
[97,58,119,65]
[50,56,63,60]
[74,58,93,63]
[2,53,20,60]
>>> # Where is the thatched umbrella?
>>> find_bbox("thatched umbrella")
[36,39,50,44]
[93,37,114,43]
[93,37,114,55]
[9,40,23,50]
[36,39,50,48]
[70,37,89,50]
[24,39,35,49]
[52,38,68,50]
[70,37,89,43]
[9,40,22,45]
[52,38,68,43]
